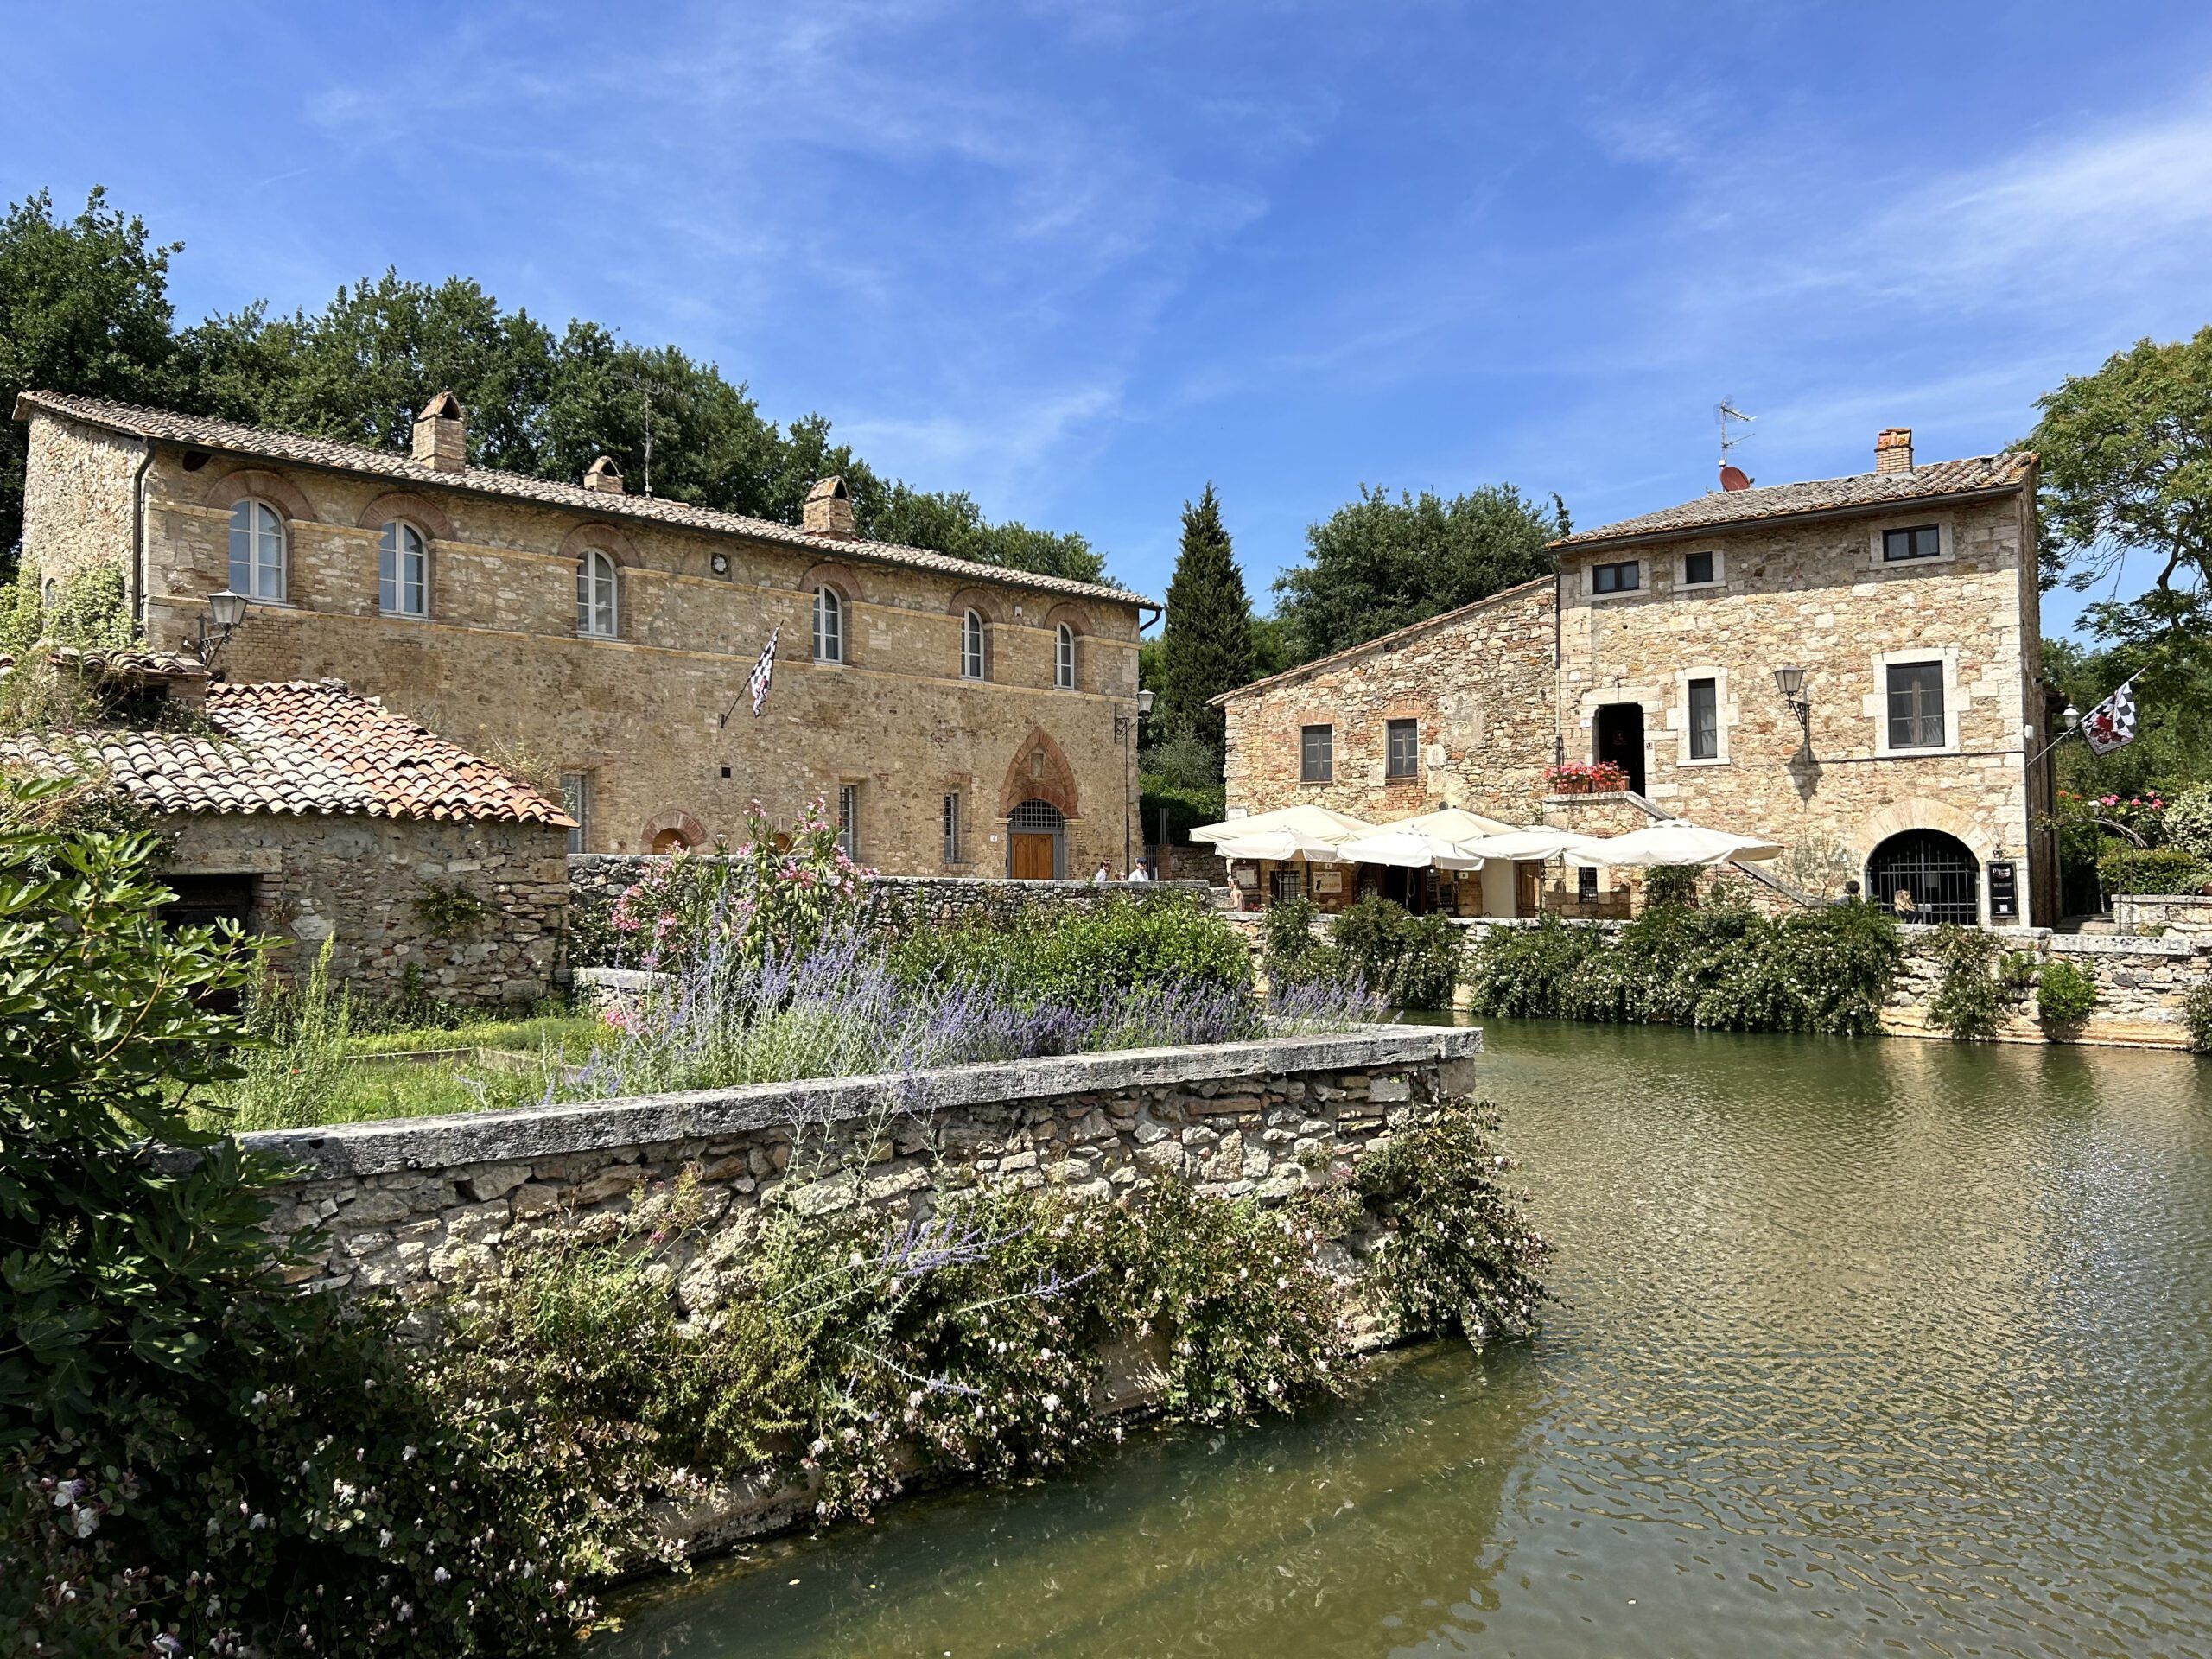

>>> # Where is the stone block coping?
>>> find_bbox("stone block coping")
[233,1024,1483,1181]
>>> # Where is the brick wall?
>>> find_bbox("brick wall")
[167,811,569,1005]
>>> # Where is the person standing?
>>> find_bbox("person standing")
[1128,858,1151,883]
[1091,861,1110,883]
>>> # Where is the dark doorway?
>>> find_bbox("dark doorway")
[159,874,257,1014]
[1866,830,1980,925]
[1593,703,1646,796]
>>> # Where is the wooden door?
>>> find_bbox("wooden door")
[1515,861,1545,918]
[1011,833,1056,880]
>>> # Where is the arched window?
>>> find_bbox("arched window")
[1054,622,1077,690]
[814,585,845,663]
[1866,829,1980,925]
[378,520,429,617]
[962,608,987,680]
[228,500,286,601]
[576,549,618,639]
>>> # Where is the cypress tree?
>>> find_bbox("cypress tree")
[1157,482,1255,757]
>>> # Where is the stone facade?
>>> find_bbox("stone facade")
[233,1024,1483,1299]
[17,402,1150,877]
[1217,437,2058,925]
[1881,928,2209,1049]
[168,812,569,1005]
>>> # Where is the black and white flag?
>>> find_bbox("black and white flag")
[748,626,779,717]
[2082,677,2139,755]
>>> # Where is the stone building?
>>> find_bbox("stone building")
[1218,429,2059,925]
[14,391,1154,878]
[2,650,573,1003]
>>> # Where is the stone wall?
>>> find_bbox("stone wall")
[23,410,1147,878]
[241,1025,1484,1300]
[2114,894,2212,940]
[1880,928,2209,1048]
[168,811,569,1004]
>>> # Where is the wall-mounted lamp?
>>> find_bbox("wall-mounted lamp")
[189,588,250,674]
[1773,664,1811,734]
[1116,688,1155,744]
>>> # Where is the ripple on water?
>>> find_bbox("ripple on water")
[595,1020,2212,1659]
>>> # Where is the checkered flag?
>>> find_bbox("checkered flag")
[747,626,779,717]
[2082,676,2139,755]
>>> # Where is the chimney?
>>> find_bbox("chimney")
[582,454,626,495]
[1875,427,1914,475]
[411,391,467,472]
[803,475,856,537]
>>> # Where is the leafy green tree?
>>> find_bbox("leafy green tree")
[866,481,1107,585]
[1273,482,1563,661]
[1154,483,1254,755]
[0,189,185,567]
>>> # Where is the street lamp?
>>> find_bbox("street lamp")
[1773,664,1811,734]
[189,589,251,674]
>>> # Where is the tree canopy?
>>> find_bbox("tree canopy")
[1271,482,1564,662]
[1154,483,1255,754]
[2,188,1109,585]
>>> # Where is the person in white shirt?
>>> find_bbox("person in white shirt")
[1128,859,1151,883]
[1091,861,1110,883]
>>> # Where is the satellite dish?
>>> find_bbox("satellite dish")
[1719,465,1753,493]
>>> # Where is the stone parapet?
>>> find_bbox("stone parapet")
[235,1024,1482,1298]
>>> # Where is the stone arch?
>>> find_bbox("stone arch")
[799,560,863,604]
[1848,796,1997,861]
[946,585,1006,624]
[999,726,1080,820]
[558,521,641,567]
[357,491,459,543]
[200,465,319,523]
[642,808,708,853]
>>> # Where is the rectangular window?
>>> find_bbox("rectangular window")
[560,773,589,855]
[1688,678,1719,760]
[1886,662,1947,749]
[1577,864,1599,902]
[1592,560,1640,594]
[837,783,860,860]
[942,792,962,863]
[1883,524,1942,563]
[1300,724,1334,784]
[1683,550,1715,586]
[1385,718,1419,779]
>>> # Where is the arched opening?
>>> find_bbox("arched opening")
[1867,829,1980,925]
[651,828,690,855]
[1007,798,1066,880]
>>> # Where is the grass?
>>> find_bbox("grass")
[339,1013,608,1058]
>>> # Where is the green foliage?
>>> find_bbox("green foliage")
[891,893,1252,1012]
[0,775,582,1653]
[0,565,150,737]
[2163,784,2212,860]
[2184,983,2212,1054]
[410,876,489,938]
[2035,958,2100,1027]
[1139,728,1229,843]
[0,188,183,565]
[215,938,356,1132]
[1155,483,1255,755]
[2099,845,2212,895]
[1642,864,1700,908]
[1327,896,1464,1010]
[1352,1102,1552,1344]
[1465,900,1905,1037]
[1272,482,1565,663]
[1260,896,1348,991]
[1924,925,2012,1041]
[867,480,1107,586]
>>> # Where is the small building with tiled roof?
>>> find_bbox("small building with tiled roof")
[3,656,574,1005]
[1216,427,2059,927]
[14,390,1154,879]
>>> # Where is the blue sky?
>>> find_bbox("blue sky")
[7,2,2209,636]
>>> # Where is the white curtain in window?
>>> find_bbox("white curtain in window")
[576,550,618,637]
[228,500,285,601]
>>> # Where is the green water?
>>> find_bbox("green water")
[594,1020,2212,1657]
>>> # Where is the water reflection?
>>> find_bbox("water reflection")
[598,1020,2212,1657]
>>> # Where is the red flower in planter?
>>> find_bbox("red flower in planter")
[1545,761,1630,795]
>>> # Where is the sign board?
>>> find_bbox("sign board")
[1312,869,1343,893]
[1230,865,1259,887]
[1987,860,2019,922]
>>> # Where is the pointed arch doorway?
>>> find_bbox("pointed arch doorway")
[1007,798,1065,879]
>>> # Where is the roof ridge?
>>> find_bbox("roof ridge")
[15,389,1153,607]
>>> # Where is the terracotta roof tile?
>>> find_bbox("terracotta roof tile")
[14,391,1153,608]
[1,678,575,826]
[1553,453,2035,550]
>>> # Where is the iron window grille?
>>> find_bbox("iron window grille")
[561,773,589,855]
[943,792,962,862]
[837,783,860,859]
[1886,661,1946,749]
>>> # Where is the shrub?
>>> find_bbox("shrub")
[2186,983,2212,1054]
[219,936,355,1131]
[2035,958,2100,1027]
[2164,785,2212,861]
[1329,896,1463,1010]
[1924,925,2012,1040]
[2098,846,2212,896]
[892,894,1251,1014]
[1642,864,1700,908]
[1259,895,1348,991]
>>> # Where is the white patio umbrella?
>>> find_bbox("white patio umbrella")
[1190,804,1379,845]
[1337,826,1486,870]
[1391,806,1520,842]
[1459,825,1610,862]
[1211,828,1352,863]
[1573,818,1784,868]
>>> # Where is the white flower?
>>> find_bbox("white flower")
[1040,1393,1062,1414]
[434,1567,451,1584]
[71,1505,99,1538]
[378,1529,393,1549]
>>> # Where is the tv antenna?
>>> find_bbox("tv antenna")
[1716,399,1755,491]
[640,389,655,499]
